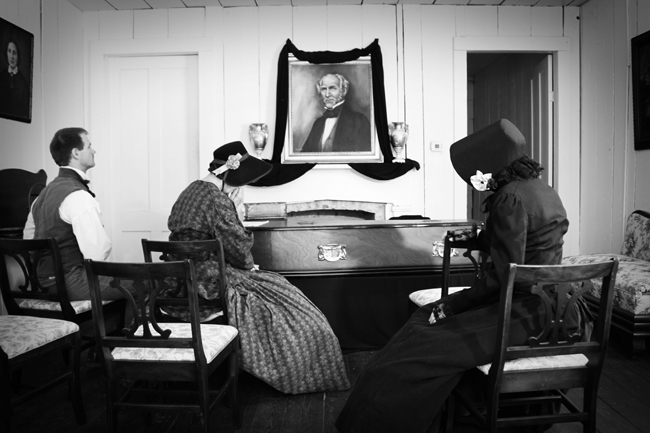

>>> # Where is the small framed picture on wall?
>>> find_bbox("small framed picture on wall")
[0,17,34,124]
[632,29,650,150]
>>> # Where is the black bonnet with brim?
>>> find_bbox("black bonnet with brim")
[209,141,272,187]
[450,119,526,185]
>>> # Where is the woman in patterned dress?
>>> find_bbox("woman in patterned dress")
[166,141,350,395]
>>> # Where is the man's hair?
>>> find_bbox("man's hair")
[49,127,88,166]
[316,73,349,98]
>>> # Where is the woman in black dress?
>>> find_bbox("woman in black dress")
[336,119,590,433]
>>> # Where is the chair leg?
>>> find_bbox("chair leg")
[69,334,86,425]
[197,373,210,433]
[105,375,119,433]
[583,385,598,433]
[229,340,241,428]
[1,358,12,433]
[443,395,455,433]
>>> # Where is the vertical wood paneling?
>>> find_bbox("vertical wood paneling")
[362,5,399,123]
[292,6,327,49]
[41,0,61,180]
[19,1,635,261]
[531,6,562,37]
[327,6,363,51]
[420,5,461,219]
[134,9,168,39]
[497,6,531,36]
[98,10,133,39]
[257,6,292,159]
[222,7,260,146]
[201,7,223,170]
[397,4,425,218]
[463,6,498,36]
[580,1,614,254]
[611,0,629,249]
[58,0,86,131]
[169,7,205,38]
[555,7,580,255]
[82,11,99,131]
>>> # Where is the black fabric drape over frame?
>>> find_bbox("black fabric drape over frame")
[250,39,420,187]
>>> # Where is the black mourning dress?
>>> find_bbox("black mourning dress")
[336,177,588,433]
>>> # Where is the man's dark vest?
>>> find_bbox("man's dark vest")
[33,168,93,276]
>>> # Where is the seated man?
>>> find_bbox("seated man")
[23,127,125,300]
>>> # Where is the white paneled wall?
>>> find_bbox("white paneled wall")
[580,0,650,254]
[0,0,608,253]
[57,0,579,251]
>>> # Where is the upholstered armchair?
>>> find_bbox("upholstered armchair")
[563,210,650,353]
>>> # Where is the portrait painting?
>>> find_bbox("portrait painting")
[283,55,382,164]
[0,17,33,124]
[632,29,650,150]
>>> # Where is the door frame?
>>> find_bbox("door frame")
[452,36,580,256]
[87,38,218,255]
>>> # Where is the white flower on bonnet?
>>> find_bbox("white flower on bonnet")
[470,170,493,192]
[213,154,242,176]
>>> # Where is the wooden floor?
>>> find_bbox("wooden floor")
[8,332,650,433]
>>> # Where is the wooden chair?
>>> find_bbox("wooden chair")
[0,168,46,239]
[409,226,489,308]
[84,258,240,433]
[443,258,619,433]
[0,314,86,432]
[0,237,126,353]
[141,238,228,324]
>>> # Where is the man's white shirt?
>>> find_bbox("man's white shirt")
[23,167,111,261]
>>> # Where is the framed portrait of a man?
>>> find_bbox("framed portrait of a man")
[283,55,382,164]
[0,17,33,124]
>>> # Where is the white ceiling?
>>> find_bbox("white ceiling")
[67,0,591,12]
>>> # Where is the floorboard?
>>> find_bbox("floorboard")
[6,338,650,433]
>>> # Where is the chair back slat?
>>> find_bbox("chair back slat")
[84,259,207,361]
[441,225,489,298]
[141,239,228,321]
[491,259,619,387]
[0,237,76,319]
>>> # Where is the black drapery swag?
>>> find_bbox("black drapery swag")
[250,39,420,187]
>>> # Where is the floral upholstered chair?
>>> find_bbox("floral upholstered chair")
[563,210,650,353]
[0,315,86,431]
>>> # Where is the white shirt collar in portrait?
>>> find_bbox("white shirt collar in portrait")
[7,65,18,75]
[321,100,345,146]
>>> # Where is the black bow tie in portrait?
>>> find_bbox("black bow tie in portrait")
[322,106,343,119]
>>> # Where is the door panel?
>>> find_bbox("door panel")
[108,55,199,262]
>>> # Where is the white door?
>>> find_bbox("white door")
[530,55,554,186]
[107,55,199,262]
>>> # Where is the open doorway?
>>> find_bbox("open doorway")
[466,52,554,222]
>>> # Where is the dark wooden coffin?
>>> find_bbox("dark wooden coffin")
[247,218,480,350]
[249,219,477,275]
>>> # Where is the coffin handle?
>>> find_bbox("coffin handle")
[318,244,347,262]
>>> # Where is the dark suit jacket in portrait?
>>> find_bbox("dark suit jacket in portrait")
[300,104,371,153]
[0,69,30,118]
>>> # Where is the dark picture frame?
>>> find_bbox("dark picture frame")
[0,17,33,124]
[284,55,381,164]
[632,29,650,150]
[249,39,420,187]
